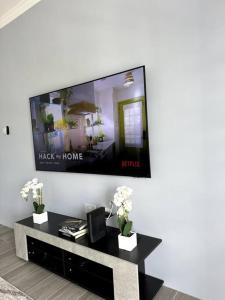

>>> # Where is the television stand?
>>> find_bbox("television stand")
[14,212,163,300]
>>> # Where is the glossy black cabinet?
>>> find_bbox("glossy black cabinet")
[27,236,114,299]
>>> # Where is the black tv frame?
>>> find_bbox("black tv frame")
[29,66,151,178]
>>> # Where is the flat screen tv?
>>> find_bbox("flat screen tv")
[30,66,151,177]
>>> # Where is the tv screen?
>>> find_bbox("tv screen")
[30,66,151,177]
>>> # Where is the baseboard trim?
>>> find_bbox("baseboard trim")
[0,0,42,30]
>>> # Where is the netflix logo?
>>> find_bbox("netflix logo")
[121,161,140,168]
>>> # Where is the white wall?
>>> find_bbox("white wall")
[0,1,225,299]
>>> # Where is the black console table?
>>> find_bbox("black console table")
[14,212,163,300]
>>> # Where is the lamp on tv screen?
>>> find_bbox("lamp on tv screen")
[30,66,151,177]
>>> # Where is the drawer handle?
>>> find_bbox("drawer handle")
[69,268,72,272]
[68,257,72,261]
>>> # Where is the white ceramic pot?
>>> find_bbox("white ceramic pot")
[33,211,48,224]
[118,232,137,251]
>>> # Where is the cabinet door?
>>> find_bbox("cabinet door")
[27,236,62,259]
[64,250,113,283]
[27,237,64,275]
[64,263,114,300]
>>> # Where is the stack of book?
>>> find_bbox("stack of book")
[58,219,87,240]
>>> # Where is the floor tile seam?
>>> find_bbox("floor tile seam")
[2,261,38,280]
[0,244,15,251]
[1,265,31,283]
[173,290,179,300]
[26,272,65,299]
[23,269,54,292]
[46,283,87,300]
[0,247,16,257]
[36,273,69,296]
[0,240,15,245]
[0,236,13,240]
[0,260,27,276]
[0,230,13,237]
[3,265,50,289]
[45,282,70,300]
[0,235,14,241]
[0,248,14,256]
[77,290,95,300]
[24,272,56,294]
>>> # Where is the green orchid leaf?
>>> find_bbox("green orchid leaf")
[118,216,126,234]
[33,201,38,213]
[122,221,133,237]
[36,204,45,214]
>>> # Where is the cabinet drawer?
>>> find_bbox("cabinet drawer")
[64,250,113,283]
[65,264,114,299]
[27,236,62,259]
[28,247,64,275]
[64,264,80,281]
[64,250,82,265]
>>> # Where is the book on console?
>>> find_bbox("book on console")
[59,219,87,232]
[59,227,87,237]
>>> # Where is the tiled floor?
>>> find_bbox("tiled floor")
[0,225,199,300]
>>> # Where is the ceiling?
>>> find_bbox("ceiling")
[0,0,42,30]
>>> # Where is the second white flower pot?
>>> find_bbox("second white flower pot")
[33,211,48,224]
[118,232,137,251]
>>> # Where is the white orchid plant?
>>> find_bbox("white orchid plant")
[20,178,45,214]
[113,186,133,237]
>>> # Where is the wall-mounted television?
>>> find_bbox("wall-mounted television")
[30,66,151,177]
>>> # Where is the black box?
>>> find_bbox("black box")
[87,207,106,243]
